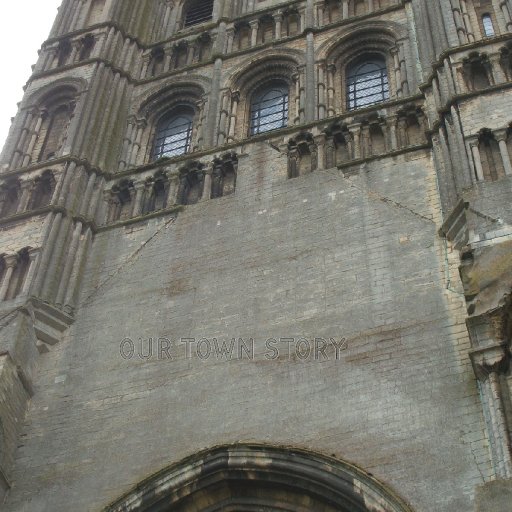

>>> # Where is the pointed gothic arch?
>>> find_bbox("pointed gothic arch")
[103,444,415,512]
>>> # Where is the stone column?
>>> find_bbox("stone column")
[461,0,475,41]
[490,53,507,83]
[495,130,512,175]
[398,44,409,96]
[326,65,336,117]
[391,48,402,97]
[470,341,512,479]
[470,141,485,181]
[342,0,349,19]
[131,182,146,217]
[227,92,240,143]
[273,11,283,39]
[313,134,326,170]
[129,119,146,166]
[23,111,46,167]
[388,115,398,150]
[225,27,235,53]
[119,117,136,171]
[501,1,512,32]
[348,124,362,160]
[167,170,181,206]
[450,0,468,44]
[201,164,213,202]
[249,20,259,47]
[317,61,327,120]
[0,256,17,301]
[17,181,33,213]
[217,91,230,146]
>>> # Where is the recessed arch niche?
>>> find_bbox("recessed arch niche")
[104,444,414,512]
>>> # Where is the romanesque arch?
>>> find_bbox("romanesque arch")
[104,444,415,512]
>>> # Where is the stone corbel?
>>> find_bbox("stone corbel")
[470,343,510,381]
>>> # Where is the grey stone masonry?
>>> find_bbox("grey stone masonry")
[0,0,512,510]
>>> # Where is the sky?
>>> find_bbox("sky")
[0,1,63,153]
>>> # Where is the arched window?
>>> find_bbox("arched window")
[482,14,495,37]
[347,55,389,110]
[153,107,194,160]
[250,82,289,136]
[183,0,214,28]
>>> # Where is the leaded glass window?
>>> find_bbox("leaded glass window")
[482,14,495,37]
[153,108,193,160]
[184,0,214,27]
[250,82,289,136]
[347,56,389,110]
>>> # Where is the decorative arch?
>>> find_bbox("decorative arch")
[318,22,410,114]
[225,52,304,138]
[9,80,84,169]
[103,444,415,512]
[121,79,208,168]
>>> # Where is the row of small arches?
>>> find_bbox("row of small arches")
[0,171,56,219]
[108,153,238,223]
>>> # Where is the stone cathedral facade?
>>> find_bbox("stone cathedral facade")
[0,0,512,510]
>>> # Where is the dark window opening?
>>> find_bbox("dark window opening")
[250,82,289,136]
[347,55,389,110]
[153,107,194,160]
[184,0,214,27]
[482,14,495,37]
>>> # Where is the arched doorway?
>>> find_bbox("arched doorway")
[104,444,414,512]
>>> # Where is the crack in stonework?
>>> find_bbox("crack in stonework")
[81,216,178,307]
[341,173,436,224]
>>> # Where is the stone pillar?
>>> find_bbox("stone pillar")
[470,141,485,181]
[201,164,213,202]
[342,0,349,19]
[129,119,146,166]
[314,134,326,170]
[225,27,235,53]
[317,61,327,120]
[131,182,146,217]
[457,0,474,42]
[249,20,259,47]
[0,256,17,301]
[348,124,362,159]
[167,170,181,206]
[23,111,45,167]
[450,0,468,44]
[495,130,512,175]
[391,48,402,97]
[119,117,136,171]
[398,44,409,96]
[501,1,512,32]
[305,32,316,122]
[388,115,398,150]
[17,181,33,213]
[490,53,507,83]
[227,92,240,143]
[273,12,283,39]
[315,0,324,27]
[470,341,512,479]
[326,65,336,117]
[217,91,230,146]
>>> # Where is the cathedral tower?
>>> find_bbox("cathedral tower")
[0,0,512,510]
